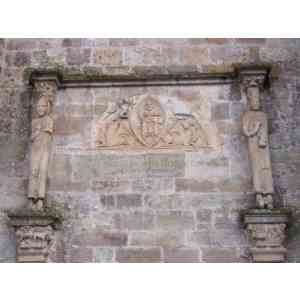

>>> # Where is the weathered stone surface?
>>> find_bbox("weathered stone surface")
[260,47,296,63]
[6,39,38,51]
[235,38,266,45]
[206,38,232,45]
[109,39,140,47]
[100,195,115,209]
[180,47,210,65]
[116,194,142,209]
[0,231,16,262]
[164,248,199,263]
[123,47,162,65]
[156,211,195,230]
[196,209,213,224]
[66,48,91,65]
[210,47,251,65]
[129,231,185,248]
[176,178,217,193]
[5,52,32,67]
[116,247,162,263]
[186,230,211,247]
[94,248,114,262]
[185,153,229,180]
[202,247,238,263]
[62,38,94,48]
[114,211,155,230]
[132,178,174,193]
[93,180,130,193]
[94,48,122,65]
[0,39,299,263]
[72,230,128,247]
[145,154,185,177]
[212,103,230,121]
[143,194,183,210]
[69,246,93,263]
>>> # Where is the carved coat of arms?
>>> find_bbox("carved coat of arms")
[96,94,221,151]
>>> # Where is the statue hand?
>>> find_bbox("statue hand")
[243,120,261,137]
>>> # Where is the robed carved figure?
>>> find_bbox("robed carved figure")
[28,95,54,209]
[242,84,274,209]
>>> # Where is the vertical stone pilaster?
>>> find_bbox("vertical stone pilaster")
[239,66,291,262]
[8,71,63,263]
[8,210,62,263]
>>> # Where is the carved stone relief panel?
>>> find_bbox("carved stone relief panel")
[15,226,54,263]
[95,94,222,151]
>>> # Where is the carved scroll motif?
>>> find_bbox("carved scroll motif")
[96,94,221,151]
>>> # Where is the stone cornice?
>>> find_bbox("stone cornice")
[242,209,291,225]
[8,207,63,229]
[27,65,271,89]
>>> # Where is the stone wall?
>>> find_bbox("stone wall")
[0,38,299,262]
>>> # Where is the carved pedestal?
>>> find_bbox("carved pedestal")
[243,209,290,263]
[8,209,62,263]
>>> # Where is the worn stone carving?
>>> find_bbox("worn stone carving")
[96,94,221,151]
[243,209,290,263]
[28,82,57,210]
[242,79,274,208]
[8,206,63,263]
[246,223,287,263]
[247,223,286,247]
[15,226,53,263]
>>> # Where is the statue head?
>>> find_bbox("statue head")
[36,96,50,117]
[119,99,130,119]
[247,86,260,111]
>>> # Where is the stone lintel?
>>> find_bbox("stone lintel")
[27,65,272,89]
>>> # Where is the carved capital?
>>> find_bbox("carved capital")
[15,226,53,263]
[238,67,269,91]
[8,208,63,262]
[243,209,290,262]
[34,81,58,105]
[247,223,286,247]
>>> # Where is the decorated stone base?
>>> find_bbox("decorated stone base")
[8,207,62,263]
[243,209,290,263]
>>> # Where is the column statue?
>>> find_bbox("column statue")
[242,80,274,209]
[28,82,56,210]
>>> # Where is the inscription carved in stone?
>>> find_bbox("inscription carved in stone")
[96,94,221,151]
